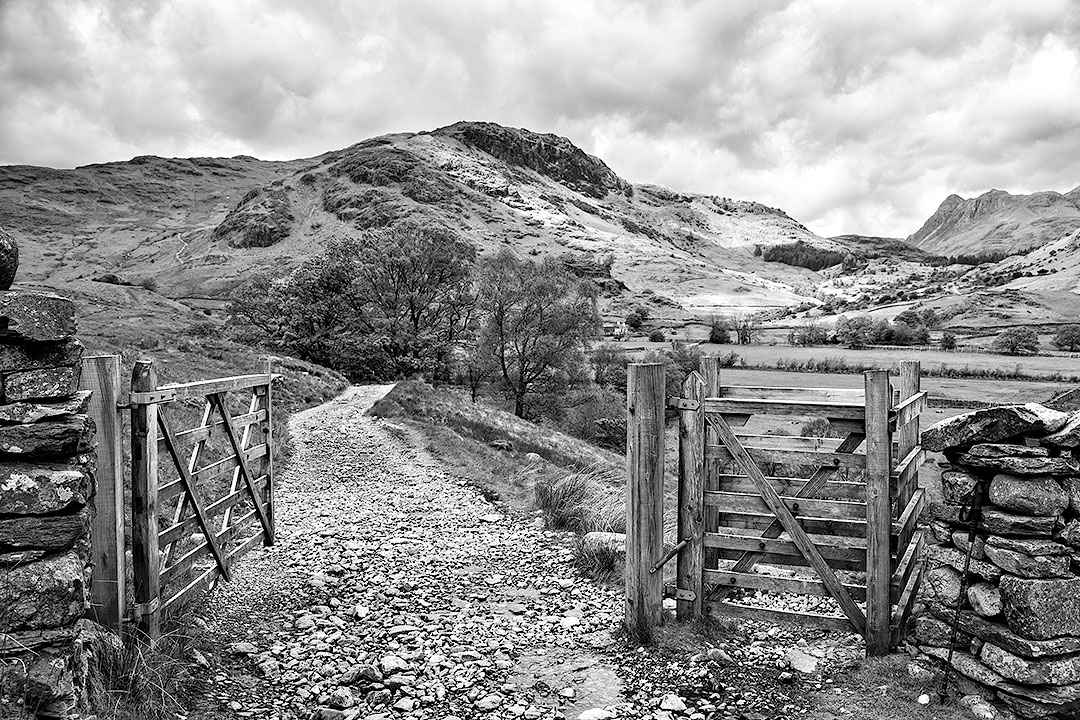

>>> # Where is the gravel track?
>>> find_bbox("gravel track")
[183,386,864,720]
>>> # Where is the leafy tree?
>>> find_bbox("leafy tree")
[708,316,731,344]
[791,318,828,347]
[993,327,1040,355]
[633,304,651,321]
[835,315,874,348]
[894,309,923,328]
[1053,325,1080,352]
[941,332,957,350]
[761,241,846,271]
[920,307,940,328]
[229,222,476,381]
[648,329,665,343]
[475,251,599,418]
[592,344,628,391]
[625,311,644,331]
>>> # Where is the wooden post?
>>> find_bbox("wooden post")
[897,361,921,517]
[625,362,666,640]
[699,355,720,571]
[261,357,275,543]
[864,369,892,656]
[676,371,706,621]
[130,358,160,640]
[80,355,126,631]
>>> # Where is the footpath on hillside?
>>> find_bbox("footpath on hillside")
[182,385,913,720]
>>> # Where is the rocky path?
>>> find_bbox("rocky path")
[184,386,865,720]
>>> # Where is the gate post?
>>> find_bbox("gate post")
[864,369,892,656]
[80,355,126,631]
[625,362,666,641]
[699,356,721,571]
[130,358,161,640]
[677,371,706,621]
[896,361,921,517]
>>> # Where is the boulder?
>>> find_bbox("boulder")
[0,551,89,632]
[0,507,90,550]
[0,228,18,290]
[952,530,987,560]
[988,475,1069,516]
[980,508,1056,537]
[968,582,1003,618]
[1040,412,1080,449]
[924,565,964,606]
[984,544,1071,579]
[981,642,1080,685]
[4,365,81,403]
[958,452,1080,476]
[1058,520,1080,549]
[1000,576,1080,640]
[986,536,1070,557]
[0,415,94,456]
[922,404,1069,452]
[0,391,92,425]
[923,645,1080,706]
[0,459,91,514]
[0,290,77,342]
[928,520,952,543]
[942,470,981,505]
[0,338,83,373]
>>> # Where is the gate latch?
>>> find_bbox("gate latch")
[667,396,701,411]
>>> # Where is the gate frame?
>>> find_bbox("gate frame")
[625,359,927,655]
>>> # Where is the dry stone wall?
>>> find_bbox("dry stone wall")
[0,289,96,718]
[916,403,1080,719]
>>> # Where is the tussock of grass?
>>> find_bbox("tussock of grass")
[88,629,192,720]
[534,465,624,534]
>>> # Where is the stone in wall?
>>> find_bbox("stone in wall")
[0,507,91,551]
[984,543,1071,579]
[981,642,1080,686]
[1000,576,1080,641]
[0,550,89,633]
[989,472,1067,518]
[0,414,94,456]
[0,390,91,424]
[4,365,82,402]
[0,456,93,514]
[0,290,77,342]
[967,582,1003,618]
[958,452,1080,477]
[922,403,1069,452]
[980,508,1056,537]
[1041,412,1080,449]
[942,469,981,505]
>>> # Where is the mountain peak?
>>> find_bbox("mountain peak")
[430,121,631,200]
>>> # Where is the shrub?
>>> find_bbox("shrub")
[648,329,665,343]
[138,276,159,292]
[625,311,643,331]
[940,332,957,350]
[708,317,731,344]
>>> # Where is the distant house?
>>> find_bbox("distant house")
[602,319,628,340]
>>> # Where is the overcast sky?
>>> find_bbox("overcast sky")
[2,0,1079,237]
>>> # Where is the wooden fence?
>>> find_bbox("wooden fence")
[626,359,927,655]
[81,355,277,639]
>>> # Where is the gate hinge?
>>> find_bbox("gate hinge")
[664,584,697,601]
[127,389,177,406]
[131,598,160,619]
[667,396,701,411]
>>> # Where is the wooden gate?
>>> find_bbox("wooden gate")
[625,360,927,655]
[82,355,277,639]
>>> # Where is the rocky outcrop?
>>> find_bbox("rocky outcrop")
[212,184,295,248]
[916,403,1080,718]
[433,122,633,200]
[0,227,18,290]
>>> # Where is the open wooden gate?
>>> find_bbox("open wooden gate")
[625,359,927,655]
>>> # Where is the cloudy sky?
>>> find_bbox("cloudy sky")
[2,0,1079,237]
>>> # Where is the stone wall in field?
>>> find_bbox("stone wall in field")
[0,288,96,718]
[915,403,1080,720]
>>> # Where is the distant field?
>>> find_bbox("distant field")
[621,339,1080,381]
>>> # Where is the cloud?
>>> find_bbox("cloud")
[2,0,1080,237]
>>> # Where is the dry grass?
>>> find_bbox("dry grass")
[534,465,624,534]
[87,629,192,720]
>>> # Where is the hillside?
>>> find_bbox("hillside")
[906,187,1080,256]
[4,120,1080,343]
[0,121,842,325]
